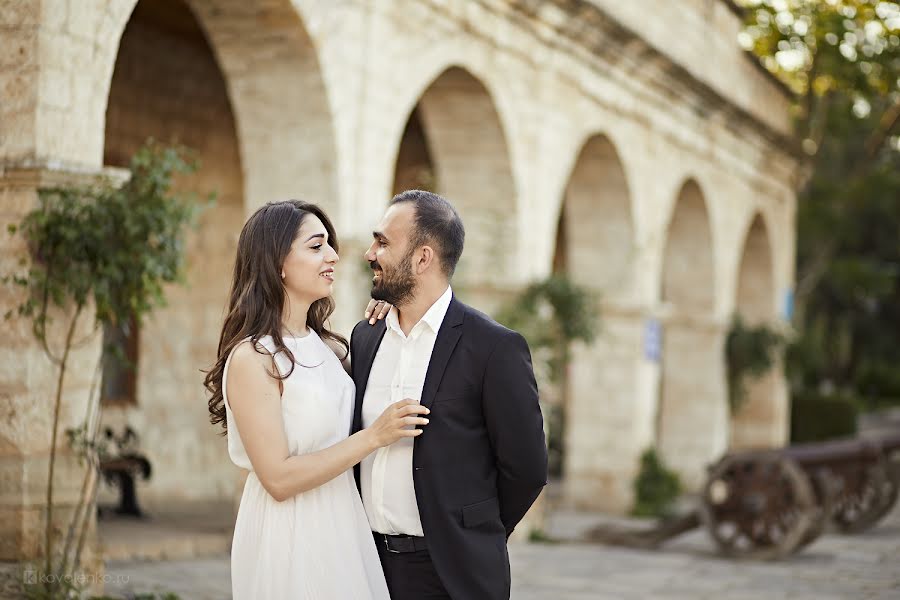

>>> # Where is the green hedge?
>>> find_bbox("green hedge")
[790,392,859,443]
[631,448,681,519]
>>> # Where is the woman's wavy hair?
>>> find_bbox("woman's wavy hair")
[204,200,348,433]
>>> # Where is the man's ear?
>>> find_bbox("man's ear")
[417,245,436,274]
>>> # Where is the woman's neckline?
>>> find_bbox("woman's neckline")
[279,329,315,340]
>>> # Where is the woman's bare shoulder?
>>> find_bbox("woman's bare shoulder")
[228,340,276,379]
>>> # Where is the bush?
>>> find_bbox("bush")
[790,392,859,443]
[631,448,681,519]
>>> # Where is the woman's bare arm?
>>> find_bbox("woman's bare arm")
[226,341,428,502]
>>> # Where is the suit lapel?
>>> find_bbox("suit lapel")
[352,320,387,435]
[419,296,465,411]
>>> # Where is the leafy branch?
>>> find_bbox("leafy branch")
[496,275,598,384]
[726,315,787,413]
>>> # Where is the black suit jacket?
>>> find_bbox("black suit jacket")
[350,296,548,600]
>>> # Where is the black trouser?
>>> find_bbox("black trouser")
[374,534,451,600]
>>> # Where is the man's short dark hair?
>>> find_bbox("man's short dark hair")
[390,190,465,278]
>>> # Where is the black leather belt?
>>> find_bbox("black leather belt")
[373,532,428,554]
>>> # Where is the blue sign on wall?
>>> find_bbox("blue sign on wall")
[644,318,662,362]
[783,288,794,321]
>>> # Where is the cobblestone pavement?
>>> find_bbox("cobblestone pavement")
[104,504,900,599]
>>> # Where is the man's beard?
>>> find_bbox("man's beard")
[370,249,417,306]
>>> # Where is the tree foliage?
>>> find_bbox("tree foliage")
[741,1,900,409]
[496,275,598,384]
[8,142,206,337]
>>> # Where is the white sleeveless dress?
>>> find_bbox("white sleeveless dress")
[223,331,389,600]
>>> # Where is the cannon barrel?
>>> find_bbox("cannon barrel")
[721,432,900,467]
[781,436,885,467]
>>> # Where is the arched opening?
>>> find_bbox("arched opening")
[730,214,782,449]
[661,181,714,311]
[556,136,634,297]
[554,135,639,511]
[657,180,726,488]
[391,67,517,308]
[99,0,337,508]
[392,107,436,195]
[101,0,244,505]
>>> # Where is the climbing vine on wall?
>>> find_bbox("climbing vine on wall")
[726,314,786,413]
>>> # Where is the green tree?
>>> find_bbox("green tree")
[740,1,900,410]
[4,141,210,598]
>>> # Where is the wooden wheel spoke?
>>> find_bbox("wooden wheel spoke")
[700,455,814,560]
[832,462,897,533]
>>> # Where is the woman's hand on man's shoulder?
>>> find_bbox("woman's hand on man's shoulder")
[364,299,392,325]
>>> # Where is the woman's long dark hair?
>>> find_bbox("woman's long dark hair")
[204,200,348,433]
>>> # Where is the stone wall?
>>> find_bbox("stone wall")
[0,4,801,580]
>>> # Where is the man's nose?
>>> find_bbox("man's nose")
[364,244,376,262]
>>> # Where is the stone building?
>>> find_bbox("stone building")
[1,0,801,582]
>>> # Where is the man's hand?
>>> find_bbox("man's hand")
[364,299,392,325]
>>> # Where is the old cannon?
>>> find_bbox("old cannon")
[588,432,900,560]
[700,432,900,559]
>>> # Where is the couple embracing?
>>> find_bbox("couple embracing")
[204,190,548,599]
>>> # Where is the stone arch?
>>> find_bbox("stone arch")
[656,179,727,488]
[101,0,338,215]
[392,107,436,195]
[99,0,337,504]
[661,180,715,311]
[730,213,781,449]
[553,134,644,510]
[555,134,635,296]
[734,213,776,323]
[390,66,518,301]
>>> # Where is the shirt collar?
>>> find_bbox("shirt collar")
[385,285,453,337]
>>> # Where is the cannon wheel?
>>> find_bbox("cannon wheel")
[797,468,839,550]
[832,459,900,534]
[699,454,816,560]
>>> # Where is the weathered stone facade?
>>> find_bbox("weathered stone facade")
[1,0,800,582]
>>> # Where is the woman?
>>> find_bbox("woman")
[204,200,429,599]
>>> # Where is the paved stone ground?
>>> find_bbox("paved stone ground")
[103,503,900,599]
[511,505,900,600]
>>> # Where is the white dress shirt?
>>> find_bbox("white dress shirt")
[360,285,453,536]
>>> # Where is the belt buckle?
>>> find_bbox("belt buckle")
[383,535,400,554]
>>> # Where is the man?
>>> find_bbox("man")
[350,189,548,600]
